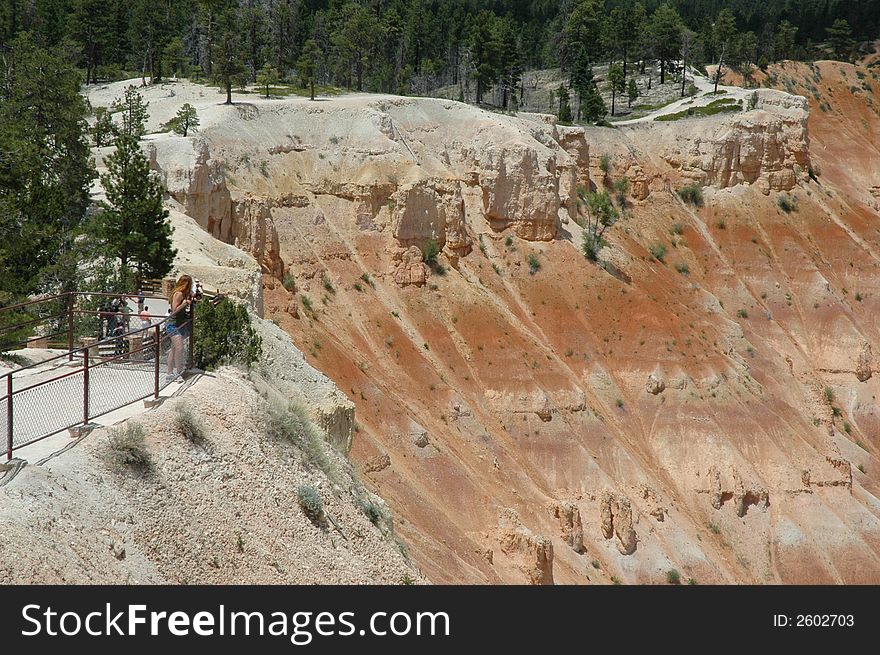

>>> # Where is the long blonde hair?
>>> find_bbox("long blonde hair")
[169,274,193,307]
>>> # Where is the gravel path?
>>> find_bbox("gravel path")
[614,68,748,126]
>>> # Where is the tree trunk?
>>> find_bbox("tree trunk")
[225,79,232,104]
[310,79,315,101]
[714,44,726,94]
[611,89,616,116]
[660,59,665,84]
[681,53,687,97]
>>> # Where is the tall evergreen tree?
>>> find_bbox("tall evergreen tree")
[171,104,199,137]
[297,38,321,101]
[467,10,501,104]
[826,19,853,61]
[112,85,149,139]
[650,3,682,85]
[68,0,114,85]
[212,7,245,105]
[0,34,95,298]
[556,84,572,124]
[94,135,176,281]
[608,63,624,116]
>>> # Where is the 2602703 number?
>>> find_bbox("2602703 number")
[796,615,854,627]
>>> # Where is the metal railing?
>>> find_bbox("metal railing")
[1,290,195,460]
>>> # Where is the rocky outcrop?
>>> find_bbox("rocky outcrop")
[393,246,429,287]
[154,140,285,279]
[646,372,666,395]
[856,343,873,382]
[390,181,472,256]
[627,89,810,195]
[253,318,356,455]
[230,196,284,277]
[497,509,554,585]
[551,501,584,553]
[478,145,560,240]
[702,466,770,517]
[599,491,637,555]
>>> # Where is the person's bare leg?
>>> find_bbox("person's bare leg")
[167,333,179,376]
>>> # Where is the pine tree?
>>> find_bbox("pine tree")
[608,63,624,116]
[112,85,149,139]
[775,21,798,62]
[584,84,607,124]
[95,135,176,281]
[467,10,501,104]
[571,48,593,120]
[0,34,95,299]
[712,8,737,92]
[93,107,117,146]
[213,7,245,105]
[826,19,853,61]
[256,63,280,98]
[650,3,682,85]
[297,39,321,101]
[68,0,114,85]
[627,78,638,108]
[565,0,602,70]
[556,84,573,124]
[172,104,199,137]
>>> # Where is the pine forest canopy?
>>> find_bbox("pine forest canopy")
[0,1,877,100]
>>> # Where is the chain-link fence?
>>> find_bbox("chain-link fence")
[2,313,193,460]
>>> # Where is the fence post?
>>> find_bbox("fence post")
[67,293,74,362]
[6,374,12,461]
[154,325,160,398]
[82,348,89,426]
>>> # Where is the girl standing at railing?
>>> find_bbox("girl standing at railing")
[166,274,193,383]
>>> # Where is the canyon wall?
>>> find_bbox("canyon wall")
[99,73,880,584]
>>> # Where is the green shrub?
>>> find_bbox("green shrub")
[599,153,611,176]
[612,177,630,207]
[582,231,603,261]
[358,498,384,526]
[528,254,541,275]
[193,298,262,370]
[670,223,684,235]
[678,183,704,206]
[777,194,797,213]
[649,243,666,262]
[422,239,440,264]
[282,273,296,291]
[737,309,748,318]
[666,569,681,584]
[322,275,335,294]
[824,387,834,403]
[747,91,759,110]
[675,261,690,275]
[172,401,206,444]
[297,485,324,523]
[106,422,151,472]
